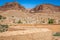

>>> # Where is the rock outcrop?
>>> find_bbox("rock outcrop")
[0,2,25,11]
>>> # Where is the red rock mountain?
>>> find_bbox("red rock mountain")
[0,3,60,13]
[30,4,60,13]
[0,2,25,11]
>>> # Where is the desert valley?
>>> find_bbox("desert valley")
[0,2,60,40]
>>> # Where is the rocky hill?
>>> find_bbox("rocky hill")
[30,4,60,13]
[0,2,25,11]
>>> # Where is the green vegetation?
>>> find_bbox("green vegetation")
[17,20,22,24]
[0,15,6,20]
[0,24,8,32]
[53,32,60,36]
[48,18,54,24]
[0,15,2,20]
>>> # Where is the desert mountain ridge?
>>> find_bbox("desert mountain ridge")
[0,2,25,11]
[30,4,60,13]
[0,2,60,13]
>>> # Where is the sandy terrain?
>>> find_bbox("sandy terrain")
[8,24,60,32]
[0,28,52,40]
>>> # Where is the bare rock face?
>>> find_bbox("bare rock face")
[0,2,25,11]
[30,4,60,13]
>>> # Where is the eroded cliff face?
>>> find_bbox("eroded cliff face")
[30,4,60,13]
[0,2,25,11]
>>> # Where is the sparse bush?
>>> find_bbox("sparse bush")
[0,15,2,20]
[3,17,6,19]
[53,32,60,36]
[0,15,6,20]
[17,20,22,24]
[12,16,14,18]
[48,18,54,24]
[0,24,8,32]
[42,21,45,23]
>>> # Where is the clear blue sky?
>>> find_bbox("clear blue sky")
[0,0,60,8]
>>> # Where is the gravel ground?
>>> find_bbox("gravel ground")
[53,36,60,40]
